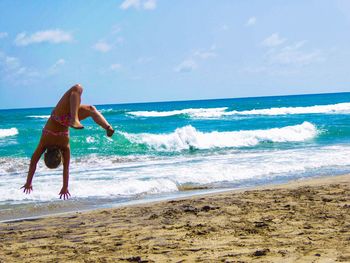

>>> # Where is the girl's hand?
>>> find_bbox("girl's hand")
[21,183,33,194]
[59,187,71,200]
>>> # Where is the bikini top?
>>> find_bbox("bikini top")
[51,110,72,127]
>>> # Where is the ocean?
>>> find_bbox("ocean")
[1,92,350,220]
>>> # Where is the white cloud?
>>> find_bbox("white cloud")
[175,45,217,73]
[266,41,323,66]
[243,39,324,75]
[93,27,124,53]
[194,50,216,59]
[174,59,197,73]
[194,45,217,59]
[93,40,112,53]
[120,0,140,9]
[0,51,70,85]
[143,0,156,10]
[120,0,157,10]
[110,63,122,71]
[54,58,65,66]
[262,33,286,47]
[4,56,20,69]
[246,17,257,26]
[0,53,23,74]
[0,51,39,83]
[0,32,8,39]
[48,59,66,75]
[14,29,72,46]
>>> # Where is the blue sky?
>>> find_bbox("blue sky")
[0,0,350,109]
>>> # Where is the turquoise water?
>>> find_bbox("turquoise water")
[1,92,350,212]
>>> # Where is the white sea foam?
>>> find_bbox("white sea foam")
[121,122,317,151]
[0,128,18,138]
[193,102,350,118]
[86,136,96,143]
[2,144,350,203]
[99,108,128,114]
[128,107,228,117]
[99,108,114,113]
[224,102,350,115]
[127,102,350,119]
[27,115,50,119]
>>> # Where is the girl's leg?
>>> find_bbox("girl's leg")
[78,105,115,137]
[52,84,84,129]
[69,85,84,129]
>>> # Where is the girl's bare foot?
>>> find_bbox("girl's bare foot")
[70,120,84,129]
[106,125,114,137]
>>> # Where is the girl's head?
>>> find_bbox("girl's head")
[44,147,62,169]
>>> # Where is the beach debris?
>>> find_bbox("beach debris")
[303,224,312,229]
[278,250,288,256]
[180,204,199,214]
[254,221,268,228]
[167,200,182,204]
[124,256,149,262]
[252,249,270,256]
[201,205,219,212]
[148,213,158,220]
[162,207,181,218]
[322,197,333,202]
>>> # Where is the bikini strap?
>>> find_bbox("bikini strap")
[42,128,69,137]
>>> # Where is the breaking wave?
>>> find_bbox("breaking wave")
[222,102,350,117]
[126,102,350,119]
[3,143,350,203]
[128,107,228,117]
[120,122,318,151]
[0,128,18,138]
[27,115,50,119]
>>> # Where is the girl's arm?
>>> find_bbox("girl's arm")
[21,143,45,194]
[59,146,71,200]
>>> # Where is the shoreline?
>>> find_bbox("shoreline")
[1,173,346,223]
[1,173,349,262]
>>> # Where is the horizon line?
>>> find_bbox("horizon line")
[1,90,349,111]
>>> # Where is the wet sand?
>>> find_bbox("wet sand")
[1,174,349,262]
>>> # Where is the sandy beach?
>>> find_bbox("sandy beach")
[0,174,349,263]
